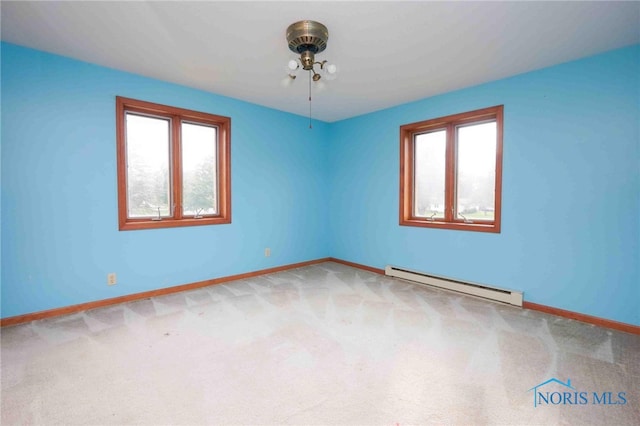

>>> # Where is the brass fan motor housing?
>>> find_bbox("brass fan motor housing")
[287,20,329,70]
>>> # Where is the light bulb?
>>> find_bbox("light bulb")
[322,62,338,81]
[285,59,300,79]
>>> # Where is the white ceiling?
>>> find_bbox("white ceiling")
[2,1,639,122]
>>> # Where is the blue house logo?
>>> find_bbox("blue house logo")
[528,378,576,407]
[528,378,627,407]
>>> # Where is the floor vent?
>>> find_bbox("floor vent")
[385,265,523,307]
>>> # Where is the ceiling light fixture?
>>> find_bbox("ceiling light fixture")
[286,20,337,129]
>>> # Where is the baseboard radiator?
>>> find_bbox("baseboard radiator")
[385,265,523,307]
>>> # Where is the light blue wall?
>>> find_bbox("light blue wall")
[2,43,638,326]
[1,43,330,318]
[329,44,640,326]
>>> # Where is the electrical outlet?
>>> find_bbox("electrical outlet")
[107,273,117,286]
[265,248,271,257]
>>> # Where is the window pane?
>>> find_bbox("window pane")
[456,121,496,221]
[181,122,217,216]
[414,130,446,218]
[125,113,171,218]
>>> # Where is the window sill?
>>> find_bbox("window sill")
[119,216,231,231]
[400,218,500,233]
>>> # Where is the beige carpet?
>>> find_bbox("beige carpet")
[1,262,639,425]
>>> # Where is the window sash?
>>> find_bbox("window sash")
[412,129,446,220]
[454,120,497,223]
[180,120,219,217]
[124,112,173,220]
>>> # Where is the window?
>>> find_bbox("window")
[116,97,231,230]
[400,105,503,233]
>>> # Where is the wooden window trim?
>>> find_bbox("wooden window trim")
[116,96,231,231]
[399,105,503,233]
